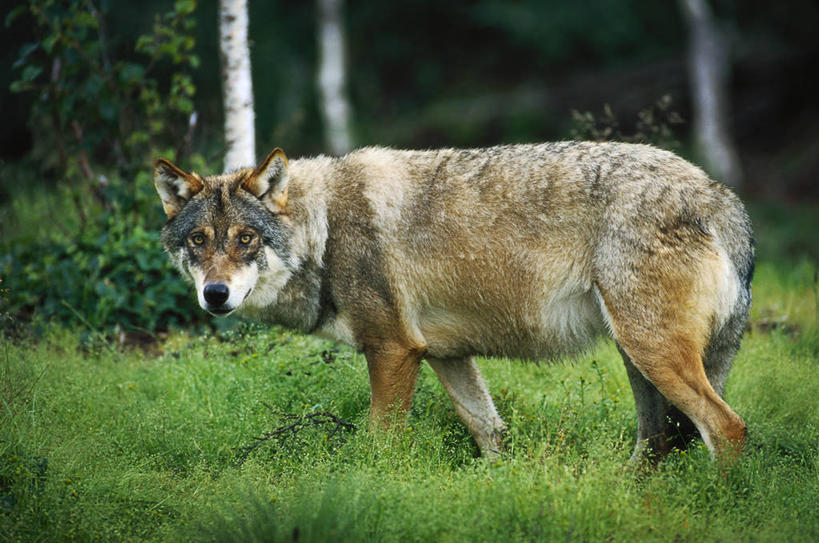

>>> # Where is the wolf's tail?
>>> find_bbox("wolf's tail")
[703,188,754,396]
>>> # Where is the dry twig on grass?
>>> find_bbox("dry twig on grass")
[235,410,356,466]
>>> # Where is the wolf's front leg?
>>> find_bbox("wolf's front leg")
[427,356,507,457]
[364,340,426,428]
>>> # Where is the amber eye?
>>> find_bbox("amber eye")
[190,233,205,246]
[238,233,253,245]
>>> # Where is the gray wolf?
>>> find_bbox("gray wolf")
[154,142,753,463]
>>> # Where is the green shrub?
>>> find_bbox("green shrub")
[0,173,204,334]
[7,0,199,182]
[1,1,211,334]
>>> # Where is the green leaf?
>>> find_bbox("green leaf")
[174,0,196,16]
[5,5,27,27]
[135,35,156,55]
[126,131,150,147]
[173,97,193,114]
[21,65,43,83]
[73,11,99,30]
[119,62,145,83]
[42,34,58,54]
[9,80,33,93]
[13,42,40,69]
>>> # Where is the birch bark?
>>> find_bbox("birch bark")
[219,0,256,170]
[680,0,744,189]
[317,0,353,156]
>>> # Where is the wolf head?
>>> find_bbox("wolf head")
[154,149,294,316]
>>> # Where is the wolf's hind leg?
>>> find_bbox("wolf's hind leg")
[616,302,748,464]
[619,347,698,464]
[427,357,507,457]
[606,310,746,460]
[597,231,747,461]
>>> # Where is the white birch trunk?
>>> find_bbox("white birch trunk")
[316,0,353,156]
[680,0,744,189]
[219,0,256,170]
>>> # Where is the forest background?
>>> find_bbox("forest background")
[1,2,817,541]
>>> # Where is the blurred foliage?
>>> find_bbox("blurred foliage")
[7,0,199,180]
[748,202,819,265]
[1,0,207,335]
[2,1,818,185]
[570,95,685,151]
[0,175,202,336]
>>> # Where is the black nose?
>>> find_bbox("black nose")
[203,283,230,306]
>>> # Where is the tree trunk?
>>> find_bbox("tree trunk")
[679,0,743,189]
[316,0,353,156]
[219,0,255,170]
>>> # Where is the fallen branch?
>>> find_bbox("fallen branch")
[235,411,356,466]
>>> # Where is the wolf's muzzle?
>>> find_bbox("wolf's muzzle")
[204,283,230,307]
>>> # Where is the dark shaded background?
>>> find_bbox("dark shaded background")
[2,0,818,199]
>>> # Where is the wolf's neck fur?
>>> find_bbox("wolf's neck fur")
[239,155,336,332]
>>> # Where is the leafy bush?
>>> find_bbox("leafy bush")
[0,172,206,335]
[1,1,211,335]
[7,0,199,181]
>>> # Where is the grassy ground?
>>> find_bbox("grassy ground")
[2,216,818,541]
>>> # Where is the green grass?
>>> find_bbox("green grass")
[2,258,818,542]
[2,196,818,542]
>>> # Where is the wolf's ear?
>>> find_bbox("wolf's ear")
[154,158,204,219]
[243,148,289,213]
